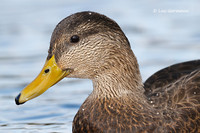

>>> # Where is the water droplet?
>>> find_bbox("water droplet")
[148,97,151,101]
[194,92,197,95]
[150,100,154,104]
[108,105,113,109]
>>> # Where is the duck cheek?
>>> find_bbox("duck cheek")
[66,67,91,79]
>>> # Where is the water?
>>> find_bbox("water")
[0,0,200,132]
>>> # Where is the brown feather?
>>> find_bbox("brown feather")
[46,11,200,132]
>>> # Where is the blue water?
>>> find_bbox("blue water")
[0,0,200,132]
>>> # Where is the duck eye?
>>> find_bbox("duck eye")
[70,35,80,43]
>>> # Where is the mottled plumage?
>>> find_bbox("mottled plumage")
[16,11,200,133]
[144,60,200,132]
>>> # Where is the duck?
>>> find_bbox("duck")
[15,11,200,133]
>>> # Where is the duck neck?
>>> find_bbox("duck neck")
[91,51,144,101]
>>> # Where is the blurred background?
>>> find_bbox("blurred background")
[0,0,200,132]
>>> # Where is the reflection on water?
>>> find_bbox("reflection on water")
[0,0,200,132]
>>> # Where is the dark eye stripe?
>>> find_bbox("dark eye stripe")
[70,35,80,43]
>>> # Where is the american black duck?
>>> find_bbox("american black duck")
[15,11,200,133]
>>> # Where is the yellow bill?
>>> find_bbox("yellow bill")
[15,55,71,105]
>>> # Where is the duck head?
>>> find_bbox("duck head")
[15,11,138,105]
